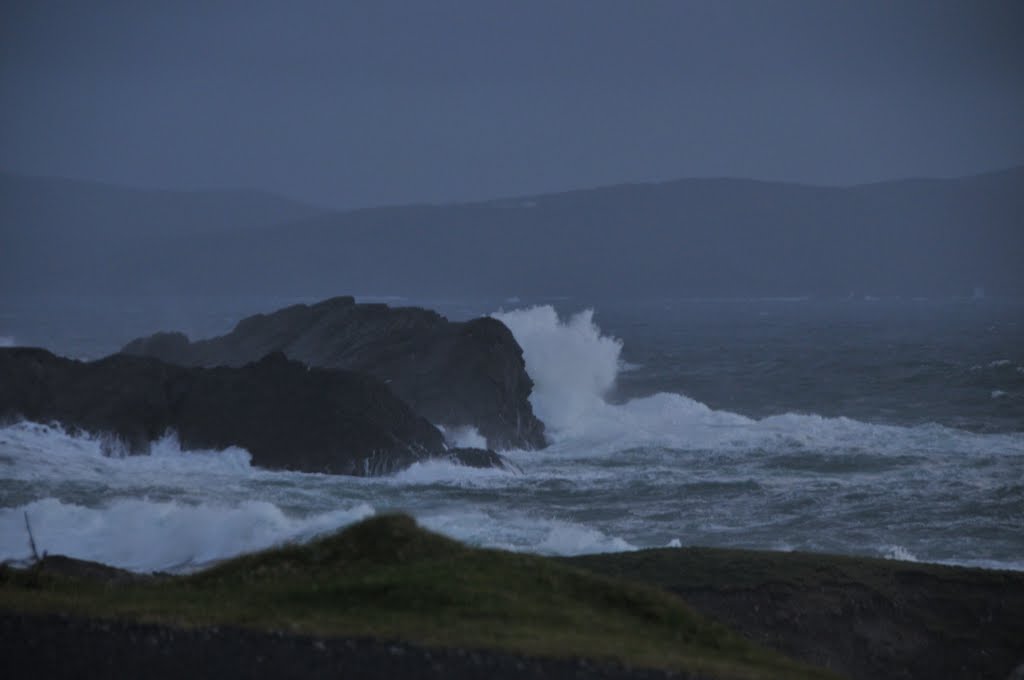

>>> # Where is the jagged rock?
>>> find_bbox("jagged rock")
[0,347,509,476]
[445,448,521,472]
[122,296,546,450]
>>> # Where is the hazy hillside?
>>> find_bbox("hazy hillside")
[3,168,1021,297]
[0,173,327,294]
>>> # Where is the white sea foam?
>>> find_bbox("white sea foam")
[535,522,636,555]
[593,390,1023,457]
[389,458,514,486]
[1,497,375,572]
[492,306,622,436]
[2,414,1021,570]
[418,509,636,556]
[0,422,256,486]
[437,424,488,449]
[974,359,1021,372]
[494,306,1024,457]
[883,545,920,562]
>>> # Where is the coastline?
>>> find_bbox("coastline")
[3,516,1022,679]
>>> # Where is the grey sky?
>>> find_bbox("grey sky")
[2,1,1022,208]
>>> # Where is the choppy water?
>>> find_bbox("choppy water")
[1,295,1022,572]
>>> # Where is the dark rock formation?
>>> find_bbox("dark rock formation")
[0,347,511,476]
[446,447,521,472]
[122,296,546,450]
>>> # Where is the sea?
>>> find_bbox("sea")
[1,294,1022,573]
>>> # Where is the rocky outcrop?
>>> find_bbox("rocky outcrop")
[0,347,512,475]
[122,296,546,450]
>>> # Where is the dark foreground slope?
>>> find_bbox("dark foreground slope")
[0,613,693,680]
[0,347,508,475]
[122,296,546,450]
[4,516,1022,679]
[568,548,1024,680]
[0,515,833,680]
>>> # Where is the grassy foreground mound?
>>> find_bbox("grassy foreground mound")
[0,514,832,680]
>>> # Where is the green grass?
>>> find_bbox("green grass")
[0,514,837,680]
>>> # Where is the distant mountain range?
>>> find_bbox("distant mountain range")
[0,172,325,295]
[2,167,1021,297]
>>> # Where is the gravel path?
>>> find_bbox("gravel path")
[1,612,696,680]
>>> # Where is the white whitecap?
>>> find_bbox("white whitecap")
[883,545,919,562]
[492,305,622,436]
[388,458,514,487]
[437,424,488,449]
[492,306,1024,458]
[0,422,256,486]
[536,522,636,555]
[418,509,635,556]
[2,497,375,573]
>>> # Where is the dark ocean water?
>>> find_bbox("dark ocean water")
[1,295,1022,572]
[601,298,1024,433]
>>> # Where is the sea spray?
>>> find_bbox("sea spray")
[492,306,622,437]
[437,424,488,449]
[2,497,375,572]
[493,306,1024,458]
[0,422,255,488]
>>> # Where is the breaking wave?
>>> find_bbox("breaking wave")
[0,422,255,487]
[437,424,488,449]
[2,497,375,572]
[492,306,621,436]
[494,305,1024,457]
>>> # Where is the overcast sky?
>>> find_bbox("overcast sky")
[2,1,1022,208]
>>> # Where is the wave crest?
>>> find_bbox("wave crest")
[492,306,622,437]
[1,497,375,572]
[494,306,1024,456]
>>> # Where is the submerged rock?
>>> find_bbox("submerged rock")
[122,296,546,450]
[0,347,509,476]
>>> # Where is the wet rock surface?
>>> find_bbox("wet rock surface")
[0,347,470,475]
[122,296,546,450]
